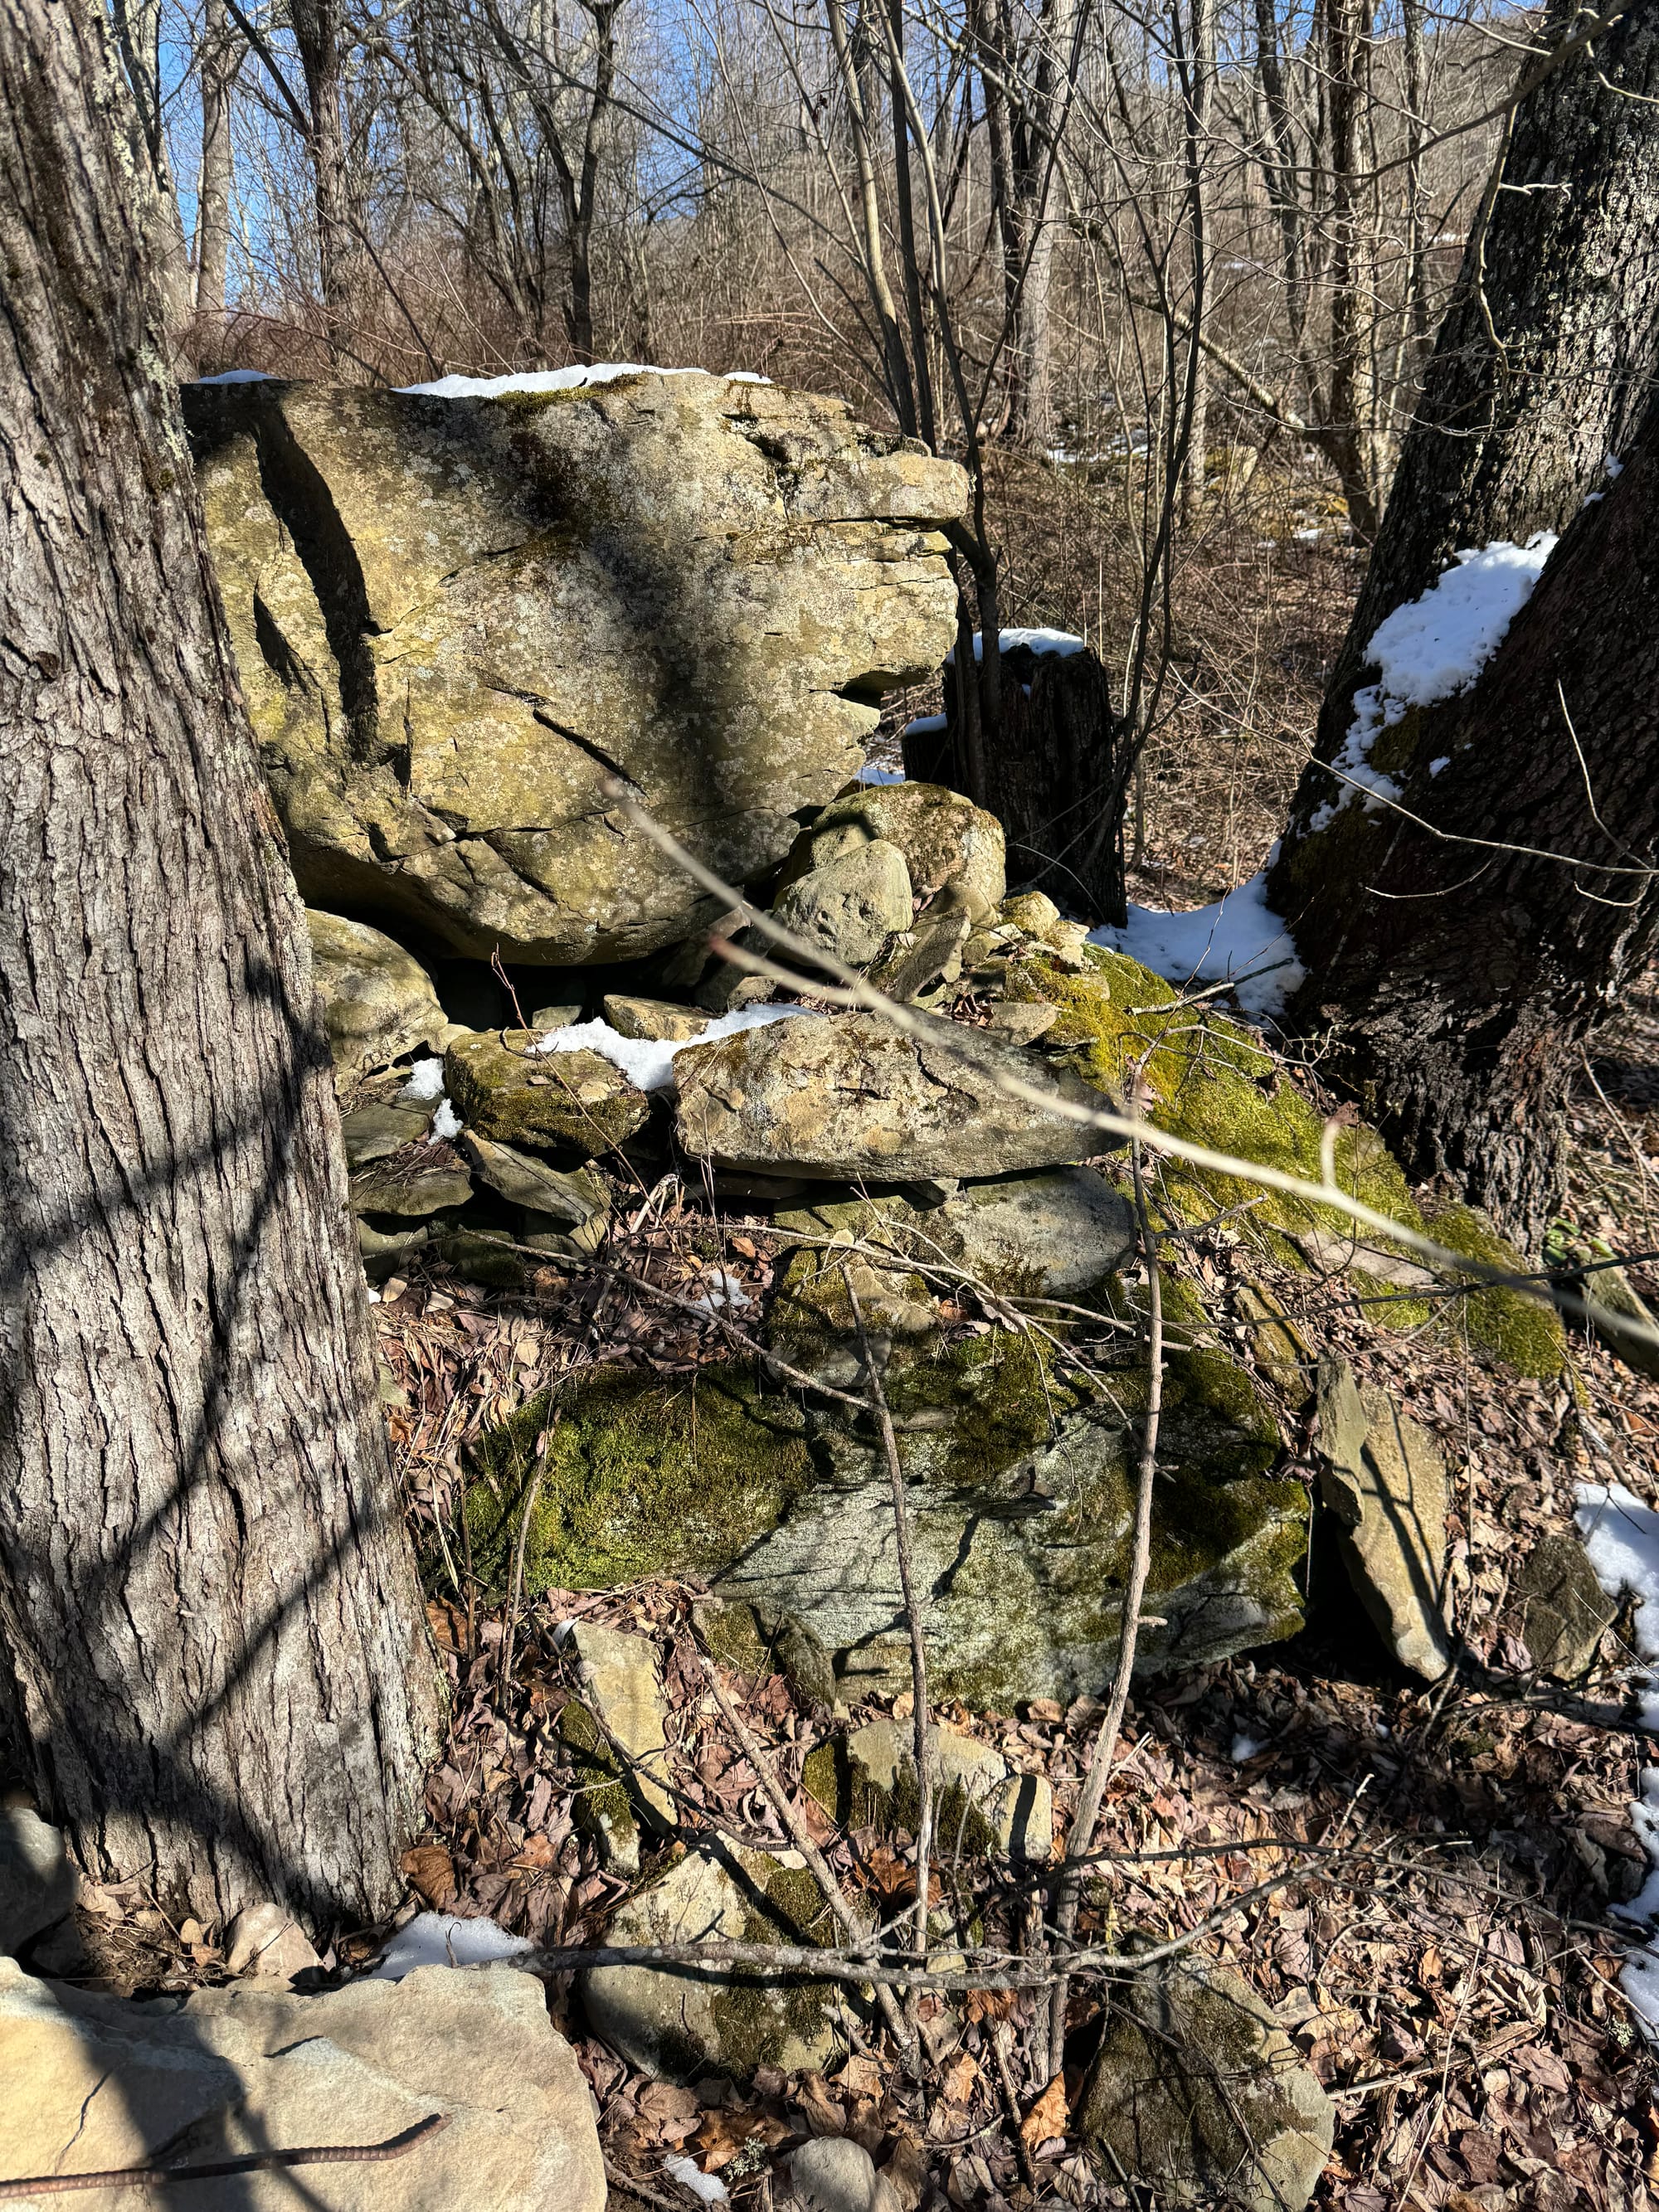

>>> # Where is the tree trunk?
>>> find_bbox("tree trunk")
[194,0,238,329]
[1313,0,1659,746]
[0,0,438,1929]
[1265,401,1659,1244]
[289,0,362,376]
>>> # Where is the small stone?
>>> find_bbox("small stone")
[999,890,1062,941]
[773,839,913,970]
[0,1803,78,1962]
[792,784,1005,916]
[1316,1357,1451,1680]
[357,1214,436,1278]
[569,1622,675,1829]
[868,894,973,1004]
[985,1000,1058,1045]
[602,996,714,1043]
[530,1004,584,1032]
[445,1032,649,1159]
[693,1598,839,1709]
[1078,1958,1332,2212]
[791,2132,902,2212]
[1512,1531,1616,1677]
[223,1903,323,1982]
[341,1100,436,1169]
[581,1842,850,2081]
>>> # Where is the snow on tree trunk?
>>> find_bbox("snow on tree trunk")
[1267,401,1659,1245]
[0,0,438,1927]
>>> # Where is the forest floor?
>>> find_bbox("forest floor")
[70,482,1659,2211]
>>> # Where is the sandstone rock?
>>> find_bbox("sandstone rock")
[184,377,965,965]
[358,1214,450,1278]
[1316,1357,1451,1680]
[790,783,1005,918]
[530,1003,584,1031]
[460,1134,609,1231]
[307,911,447,1080]
[567,1621,674,1829]
[602,995,713,1042]
[1512,1531,1616,1677]
[445,1031,649,1158]
[807,1717,1051,1861]
[866,891,974,1003]
[0,1805,77,1962]
[1078,1959,1333,2212]
[223,1902,322,1982]
[581,1843,850,2080]
[674,1013,1108,1184]
[986,999,1058,1045]
[0,1957,603,2212]
[349,1161,474,1218]
[773,839,914,970]
[341,1099,436,1167]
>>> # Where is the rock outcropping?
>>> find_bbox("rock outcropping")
[183,375,966,965]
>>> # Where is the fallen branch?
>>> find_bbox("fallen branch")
[0,2115,450,2199]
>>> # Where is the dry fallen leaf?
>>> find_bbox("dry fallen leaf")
[879,2136,927,2212]
[1020,2073,1069,2151]
[690,2109,788,2172]
[836,2054,887,2100]
[637,2081,703,2142]
[939,2052,980,2108]
[400,1842,458,1909]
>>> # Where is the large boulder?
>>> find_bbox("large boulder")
[183,376,966,965]
[0,1958,603,2212]
[673,1011,1108,1183]
[306,910,446,1079]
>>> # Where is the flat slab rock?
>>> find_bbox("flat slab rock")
[445,1030,649,1158]
[1316,1357,1451,1680]
[674,1011,1111,1182]
[0,1958,603,2211]
[182,376,966,965]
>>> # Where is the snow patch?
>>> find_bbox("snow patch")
[1229,1732,1263,1763]
[1576,1482,1659,1660]
[1089,869,1305,1021]
[947,626,1088,664]
[859,763,907,785]
[368,1910,535,1979]
[397,363,770,399]
[193,368,274,384]
[430,1097,462,1143]
[1314,535,1556,828]
[692,1269,752,1315]
[665,2156,730,2204]
[533,1003,816,1092]
[400,1057,446,1102]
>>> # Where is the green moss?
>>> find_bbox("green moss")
[880,1328,1097,1480]
[799,1734,1000,1858]
[1426,1203,1568,1378]
[1009,949,1423,1269]
[708,1857,849,2075]
[443,1031,649,1159]
[462,1365,815,1595]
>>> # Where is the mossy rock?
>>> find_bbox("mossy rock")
[1004,950,1414,1253]
[460,1366,816,1597]
[444,1031,649,1159]
[694,1597,838,1709]
[1427,1203,1568,1378]
[801,1719,1005,1860]
[581,1841,856,2082]
[557,1701,642,1873]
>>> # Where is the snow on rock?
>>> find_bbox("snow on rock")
[400,1057,446,1102]
[533,1003,816,1093]
[1088,869,1305,1022]
[368,1910,536,1980]
[664,2155,730,2204]
[430,1097,463,1143]
[1315,536,1556,828]
[192,368,274,384]
[397,364,771,399]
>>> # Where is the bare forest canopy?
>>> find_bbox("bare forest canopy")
[146,0,1528,514]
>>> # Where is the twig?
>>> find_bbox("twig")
[991,2023,1043,2195]
[843,1267,936,1991]
[0,2115,451,2198]
[1045,1130,1166,2073]
[692,1645,920,2059]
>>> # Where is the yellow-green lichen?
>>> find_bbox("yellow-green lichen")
[461,1366,816,1596]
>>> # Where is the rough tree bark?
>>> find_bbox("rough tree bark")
[1312,0,1659,742]
[194,0,239,329]
[0,0,438,1927]
[289,0,364,374]
[1265,401,1659,1244]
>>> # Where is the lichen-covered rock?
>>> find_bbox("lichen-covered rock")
[581,1843,852,2080]
[306,910,445,1079]
[183,377,966,965]
[341,1098,436,1167]
[601,995,713,1042]
[694,1596,839,1709]
[445,1031,649,1158]
[1511,1530,1616,1678]
[772,839,913,969]
[804,1716,1052,1861]
[567,1621,674,1829]
[460,1133,609,1232]
[349,1160,474,1218]
[1078,1959,1333,2212]
[674,1011,1108,1183]
[786,782,1005,920]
